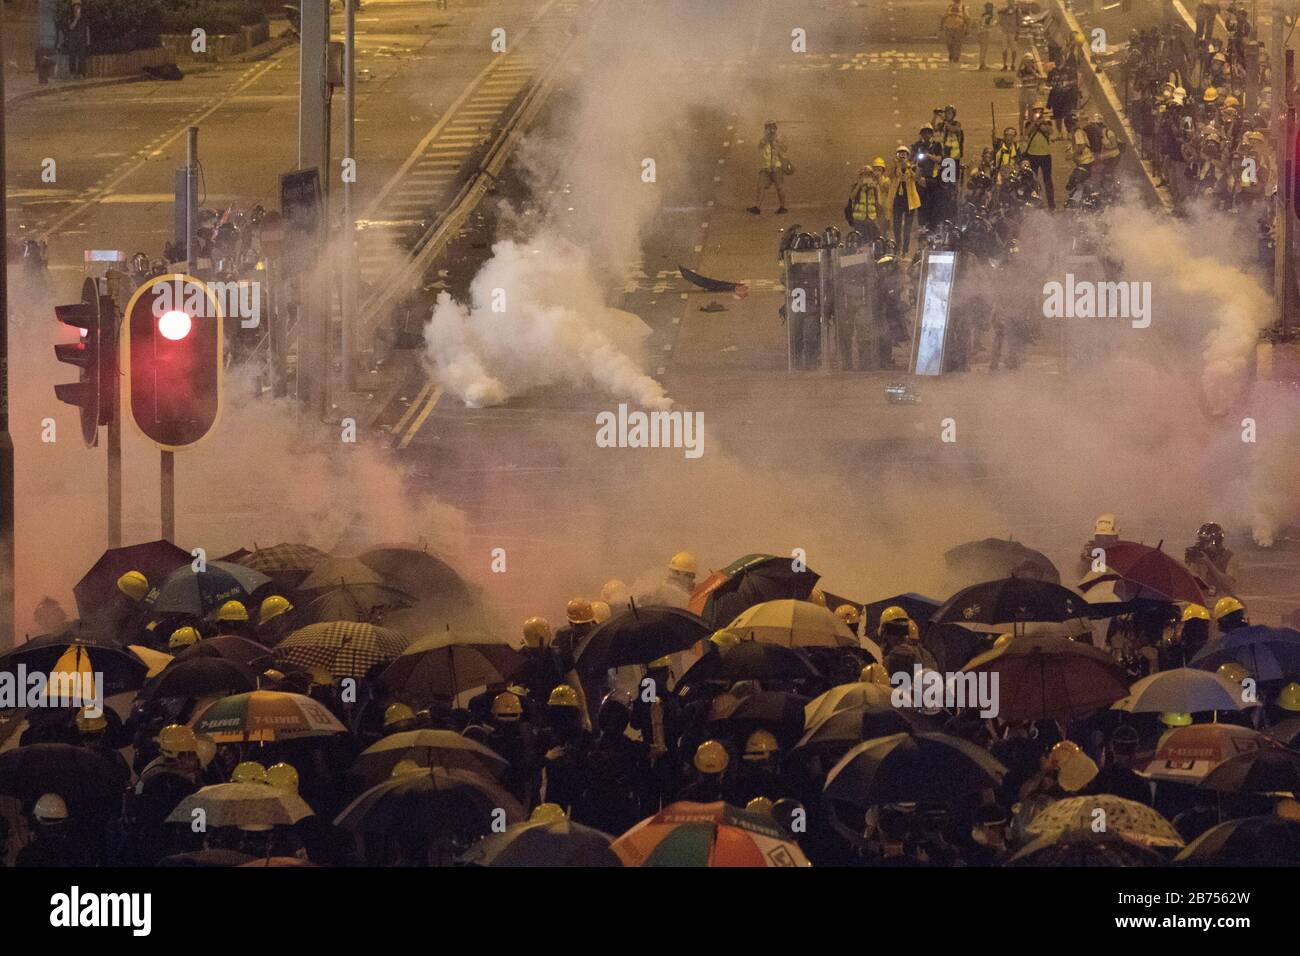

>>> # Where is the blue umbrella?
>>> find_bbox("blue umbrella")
[147,561,272,617]
[1190,626,1300,681]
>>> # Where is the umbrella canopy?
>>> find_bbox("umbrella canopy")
[1091,541,1206,605]
[1025,795,1184,849]
[235,542,328,591]
[357,546,477,606]
[1176,815,1300,866]
[1008,831,1165,866]
[0,743,121,816]
[192,690,347,742]
[922,622,986,672]
[352,729,509,783]
[2,638,147,698]
[1115,667,1252,714]
[335,766,523,835]
[148,561,272,618]
[380,634,521,701]
[707,690,807,748]
[944,538,1060,586]
[720,599,858,649]
[1190,626,1300,682]
[128,644,174,678]
[823,732,1007,807]
[1266,716,1300,748]
[1140,723,1268,784]
[688,554,820,628]
[862,593,942,638]
[574,605,710,675]
[300,584,415,624]
[804,681,897,729]
[962,635,1129,721]
[461,815,620,867]
[171,635,274,669]
[143,657,259,701]
[166,782,314,829]
[274,622,409,681]
[74,539,191,618]
[1200,747,1300,793]
[932,577,1087,629]
[797,703,931,760]
[299,556,390,592]
[675,639,821,689]
[613,801,810,867]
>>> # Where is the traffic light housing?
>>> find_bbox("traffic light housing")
[54,277,117,447]
[122,274,224,449]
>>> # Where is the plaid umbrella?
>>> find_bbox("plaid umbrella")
[300,584,415,624]
[1026,795,1184,849]
[461,815,620,867]
[613,801,810,867]
[236,543,328,590]
[147,561,271,617]
[166,782,313,829]
[74,540,191,618]
[961,635,1130,721]
[721,599,859,649]
[352,729,509,783]
[381,634,521,700]
[192,690,347,742]
[274,622,409,681]
[334,766,523,835]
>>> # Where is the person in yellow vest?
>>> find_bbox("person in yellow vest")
[993,125,1020,183]
[886,146,922,254]
[940,1,970,63]
[749,120,788,215]
[845,160,887,242]
[1022,104,1056,209]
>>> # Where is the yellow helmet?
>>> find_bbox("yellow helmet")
[600,579,628,605]
[1182,604,1211,623]
[75,706,107,734]
[743,729,779,761]
[872,156,887,169]
[216,600,249,623]
[262,668,285,683]
[1223,95,1240,109]
[1160,711,1193,727]
[591,600,612,624]
[548,684,580,708]
[1203,86,1218,102]
[34,792,69,823]
[1217,662,1249,684]
[1213,596,1245,620]
[258,595,293,626]
[860,663,891,687]
[878,606,910,630]
[157,723,197,757]
[491,691,523,722]
[746,796,775,817]
[1048,740,1083,770]
[530,803,567,824]
[993,633,1014,651]
[647,655,674,670]
[808,588,827,608]
[1277,682,1300,712]
[709,630,741,653]
[169,626,200,650]
[506,684,529,699]
[1094,513,1118,536]
[383,703,416,729]
[266,762,299,793]
[669,551,698,575]
[565,598,594,625]
[835,604,861,626]
[231,760,268,785]
[117,570,149,602]
[694,739,729,775]
[391,759,422,777]
[522,616,552,648]
[906,620,920,643]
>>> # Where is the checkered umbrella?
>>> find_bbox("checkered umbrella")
[236,543,328,591]
[274,622,409,681]
[166,783,314,829]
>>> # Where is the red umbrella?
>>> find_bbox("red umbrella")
[1095,541,1205,605]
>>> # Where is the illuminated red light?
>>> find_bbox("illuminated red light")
[158,310,192,341]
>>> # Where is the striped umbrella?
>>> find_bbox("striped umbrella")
[166,782,314,829]
[147,561,271,618]
[612,801,810,867]
[192,690,346,742]
[274,622,409,681]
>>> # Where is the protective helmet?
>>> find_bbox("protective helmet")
[600,579,628,605]
[1181,604,1211,623]
[34,793,69,823]
[861,663,891,687]
[491,691,523,722]
[1048,739,1083,769]
[1217,662,1249,684]
[522,616,552,648]
[157,723,197,757]
[709,630,741,653]
[1277,682,1300,712]
[647,655,674,670]
[694,740,729,775]
[266,762,299,792]
[669,551,698,575]
[565,598,595,625]
[993,633,1014,650]
[231,760,268,785]
[1094,513,1118,536]
[808,588,827,607]
[878,606,911,633]
[746,796,775,818]
[1213,596,1245,620]
[262,668,285,683]
[591,600,612,624]
[835,604,861,626]
[1199,522,1226,545]
[744,729,779,762]
[872,156,887,169]
[895,145,910,156]
[117,570,149,602]
[905,620,921,643]
[169,626,200,650]
[530,803,567,824]
[391,759,422,777]
[75,707,107,734]
[383,702,416,729]
[548,684,580,708]
[1160,711,1193,727]
[1223,95,1240,109]
[258,595,293,626]
[216,600,249,623]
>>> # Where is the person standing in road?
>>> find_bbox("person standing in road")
[846,161,887,242]
[60,2,90,79]
[749,121,789,215]
[886,146,921,254]
[940,1,971,64]
[1022,105,1056,209]
[997,0,1020,71]
[1017,52,1044,126]
[977,3,996,71]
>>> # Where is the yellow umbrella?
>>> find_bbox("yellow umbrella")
[722,599,862,650]
[48,645,99,705]
[128,645,174,679]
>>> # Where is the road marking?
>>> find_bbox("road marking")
[398,385,443,449]
[392,381,433,435]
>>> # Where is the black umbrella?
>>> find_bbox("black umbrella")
[171,635,275,669]
[335,767,523,836]
[143,657,260,701]
[931,577,1087,628]
[823,731,1007,807]
[1266,717,1300,748]
[707,690,807,748]
[1175,815,1300,866]
[300,584,415,624]
[944,538,1061,586]
[922,622,987,672]
[690,554,820,628]
[1200,748,1300,793]
[147,561,272,618]
[74,540,191,619]
[357,546,478,607]
[796,704,932,761]
[0,637,148,697]
[1190,626,1300,682]
[574,606,710,675]
[380,636,521,701]
[862,593,942,637]
[0,743,122,816]
[676,640,822,689]
[460,817,620,867]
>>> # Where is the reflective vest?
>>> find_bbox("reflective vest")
[994,141,1019,168]
[852,182,881,221]
[761,141,781,170]
[941,123,963,159]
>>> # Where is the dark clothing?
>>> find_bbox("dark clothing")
[1084,764,1153,805]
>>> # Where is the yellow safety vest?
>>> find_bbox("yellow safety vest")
[853,183,880,221]
[762,141,781,170]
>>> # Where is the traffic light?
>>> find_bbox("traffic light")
[121,274,223,449]
[54,277,117,447]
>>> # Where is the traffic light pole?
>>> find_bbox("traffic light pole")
[0,11,15,650]
[1273,5,1293,334]
[298,2,330,420]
